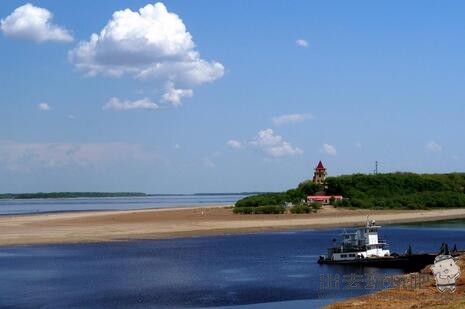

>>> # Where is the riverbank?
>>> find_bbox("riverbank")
[326,253,465,309]
[2,206,465,246]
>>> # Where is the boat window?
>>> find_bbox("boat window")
[341,254,347,258]
[349,254,355,257]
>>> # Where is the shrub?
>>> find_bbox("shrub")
[233,207,255,214]
[311,202,322,211]
[235,181,324,208]
[290,205,311,214]
[235,193,287,207]
[233,205,285,214]
[334,199,349,208]
[253,205,286,214]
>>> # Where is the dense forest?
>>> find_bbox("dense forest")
[0,192,147,199]
[235,173,465,211]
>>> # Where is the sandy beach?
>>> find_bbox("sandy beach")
[1,206,465,246]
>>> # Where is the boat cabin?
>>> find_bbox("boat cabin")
[327,218,390,260]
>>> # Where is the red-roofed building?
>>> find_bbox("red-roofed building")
[312,160,327,184]
[307,195,343,205]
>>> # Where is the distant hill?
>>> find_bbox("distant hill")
[235,172,465,209]
[0,192,147,199]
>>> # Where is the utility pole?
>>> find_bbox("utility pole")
[374,161,379,175]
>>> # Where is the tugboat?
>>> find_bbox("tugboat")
[318,217,436,269]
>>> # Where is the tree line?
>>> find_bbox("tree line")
[235,172,465,210]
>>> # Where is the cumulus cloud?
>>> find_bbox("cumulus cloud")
[1,3,73,43]
[248,129,303,158]
[69,2,224,105]
[162,82,193,106]
[226,140,243,150]
[272,113,313,126]
[295,39,309,48]
[425,141,442,153]
[323,143,337,156]
[37,102,50,111]
[0,141,161,171]
[103,97,158,111]
[252,129,303,157]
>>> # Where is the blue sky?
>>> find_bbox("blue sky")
[1,1,464,193]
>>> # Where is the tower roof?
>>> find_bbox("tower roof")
[315,160,325,170]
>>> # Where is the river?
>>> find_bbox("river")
[0,194,249,215]
[1,220,464,308]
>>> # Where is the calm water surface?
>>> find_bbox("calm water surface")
[2,221,465,308]
[0,194,248,215]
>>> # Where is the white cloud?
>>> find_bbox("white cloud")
[272,113,313,126]
[1,3,73,43]
[425,141,442,153]
[173,144,181,150]
[202,152,220,168]
[227,140,243,150]
[323,143,337,156]
[0,141,161,171]
[103,97,158,111]
[162,82,193,106]
[37,102,50,111]
[69,2,224,105]
[295,39,309,48]
[136,56,224,85]
[250,129,303,158]
[228,130,302,158]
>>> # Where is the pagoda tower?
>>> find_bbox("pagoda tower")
[312,161,327,184]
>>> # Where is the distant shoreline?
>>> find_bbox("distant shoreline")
[2,206,465,246]
[0,192,259,200]
[0,192,147,200]
[148,192,262,196]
